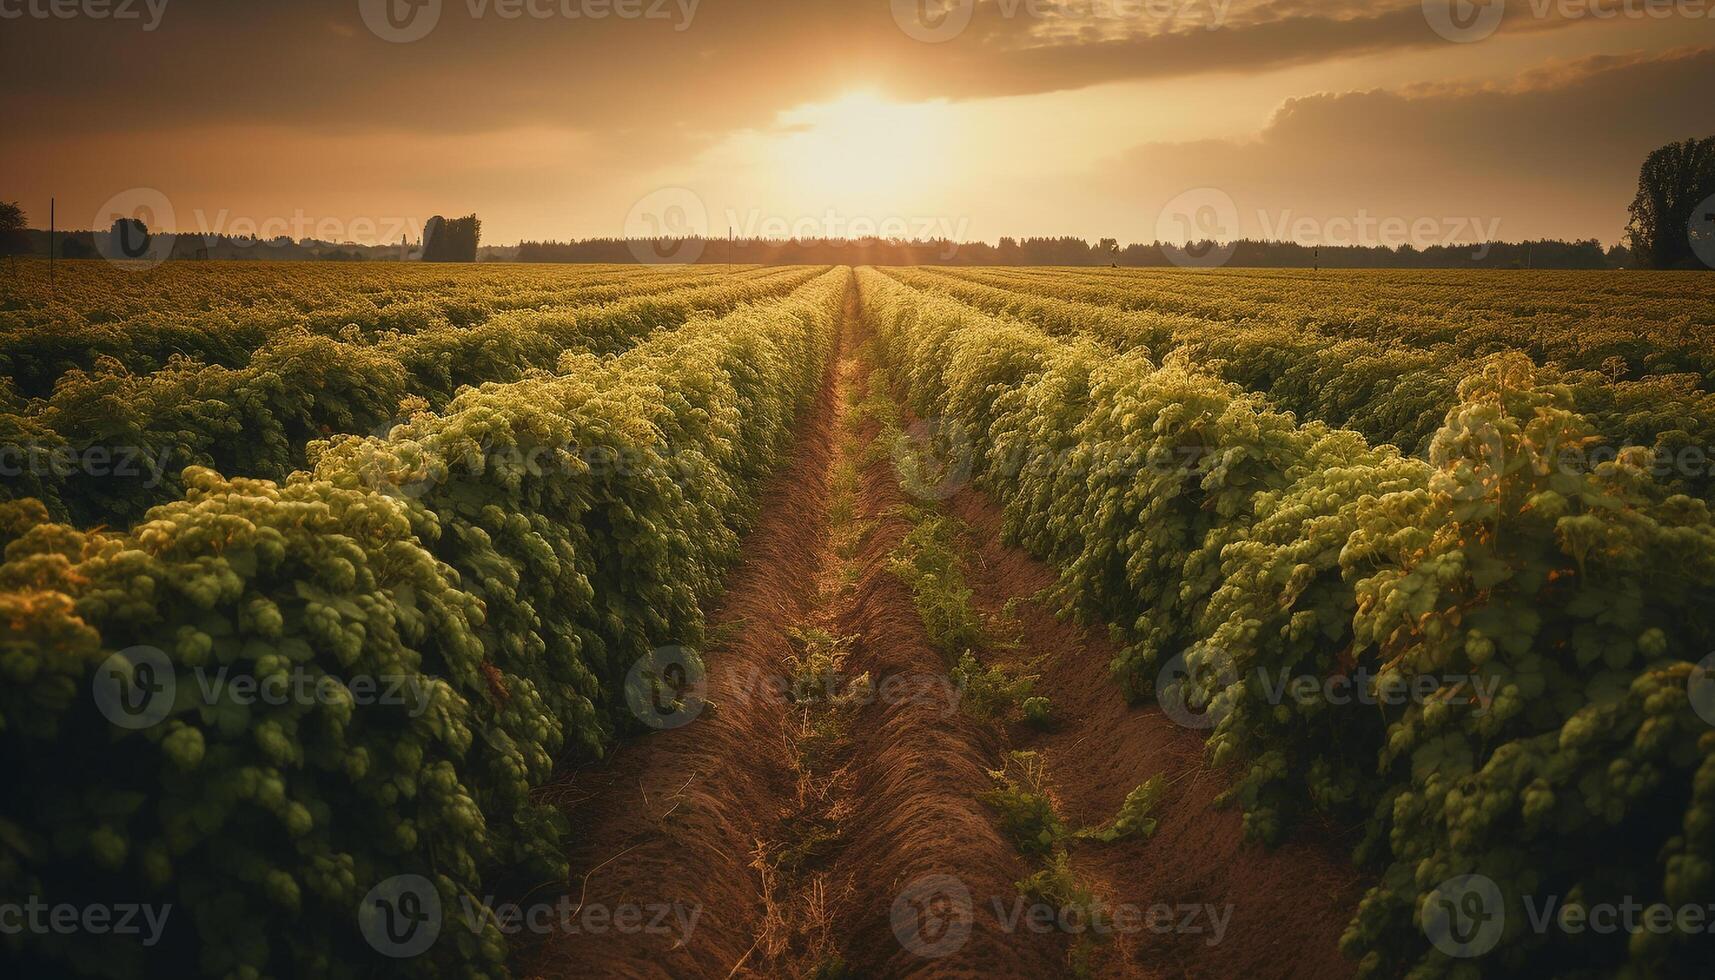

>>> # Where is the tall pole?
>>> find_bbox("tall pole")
[49,197,55,290]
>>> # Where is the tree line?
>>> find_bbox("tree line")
[515,236,1626,269]
[2,137,1709,268]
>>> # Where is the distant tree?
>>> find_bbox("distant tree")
[0,201,27,271]
[108,217,151,259]
[1625,136,1715,269]
[60,237,93,259]
[422,214,480,262]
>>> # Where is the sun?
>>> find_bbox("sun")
[769,90,953,209]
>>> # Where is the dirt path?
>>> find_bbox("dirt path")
[523,283,1364,979]
[942,479,1365,980]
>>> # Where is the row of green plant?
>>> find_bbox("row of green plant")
[0,267,827,527]
[888,267,1715,503]
[0,262,747,395]
[856,359,1050,728]
[0,269,847,978]
[859,268,1715,978]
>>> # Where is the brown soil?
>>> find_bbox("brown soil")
[522,281,1366,980]
[942,483,1366,980]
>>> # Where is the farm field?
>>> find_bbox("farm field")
[4,261,1715,980]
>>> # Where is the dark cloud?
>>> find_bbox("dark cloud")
[1,0,1592,141]
[1113,46,1715,244]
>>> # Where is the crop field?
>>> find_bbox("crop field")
[4,260,1715,980]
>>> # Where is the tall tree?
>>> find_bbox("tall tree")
[108,217,151,259]
[0,201,27,271]
[422,214,481,262]
[1625,136,1715,269]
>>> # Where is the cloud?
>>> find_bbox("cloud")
[1,0,1595,143]
[1112,46,1715,244]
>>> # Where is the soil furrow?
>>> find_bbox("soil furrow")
[941,463,1366,980]
[525,281,1366,980]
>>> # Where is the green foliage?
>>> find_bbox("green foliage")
[887,265,1715,500]
[0,270,846,977]
[1075,776,1164,844]
[1016,848,1098,918]
[861,267,1715,978]
[1020,695,1054,729]
[0,265,827,525]
[950,650,1037,723]
[980,751,1066,856]
[885,507,987,660]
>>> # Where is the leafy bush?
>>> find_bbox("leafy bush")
[0,271,845,977]
[861,268,1715,978]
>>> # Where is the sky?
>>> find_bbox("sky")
[2,0,1713,247]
